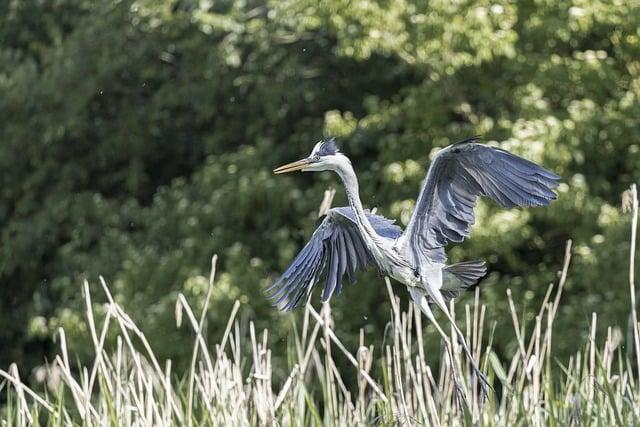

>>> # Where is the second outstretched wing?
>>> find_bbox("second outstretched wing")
[399,137,560,265]
[267,207,402,311]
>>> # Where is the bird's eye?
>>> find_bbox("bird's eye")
[314,156,321,162]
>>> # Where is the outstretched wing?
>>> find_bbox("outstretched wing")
[267,207,402,311]
[399,137,560,265]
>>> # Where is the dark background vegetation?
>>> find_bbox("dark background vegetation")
[1,0,639,381]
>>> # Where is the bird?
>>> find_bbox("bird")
[268,136,559,401]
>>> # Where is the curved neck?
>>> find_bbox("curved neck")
[335,162,382,245]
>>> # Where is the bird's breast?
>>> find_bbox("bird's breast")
[386,260,444,289]
[372,239,444,288]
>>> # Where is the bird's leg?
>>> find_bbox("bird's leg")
[409,287,468,410]
[424,283,491,402]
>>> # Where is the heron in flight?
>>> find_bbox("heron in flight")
[269,136,559,399]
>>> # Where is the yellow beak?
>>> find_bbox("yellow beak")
[273,158,311,174]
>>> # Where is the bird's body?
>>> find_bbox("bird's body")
[270,136,559,402]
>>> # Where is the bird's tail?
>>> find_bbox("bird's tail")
[443,260,487,288]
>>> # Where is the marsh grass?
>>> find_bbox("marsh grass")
[1,185,639,426]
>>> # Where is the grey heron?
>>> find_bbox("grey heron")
[269,136,559,400]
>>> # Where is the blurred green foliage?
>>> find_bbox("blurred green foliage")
[0,0,639,377]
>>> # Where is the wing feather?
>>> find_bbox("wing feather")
[348,228,370,270]
[268,207,403,311]
[334,231,349,296]
[400,137,559,265]
[341,230,358,283]
[322,243,340,301]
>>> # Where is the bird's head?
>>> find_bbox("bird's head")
[274,137,349,174]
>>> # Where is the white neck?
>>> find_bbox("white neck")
[333,159,383,247]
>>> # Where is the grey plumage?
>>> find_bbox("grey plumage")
[441,260,487,302]
[271,136,559,400]
[399,136,559,265]
[270,137,558,308]
[443,260,487,287]
[265,207,401,311]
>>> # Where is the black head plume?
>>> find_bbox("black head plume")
[316,137,340,156]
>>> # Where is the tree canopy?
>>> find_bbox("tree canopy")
[0,0,638,376]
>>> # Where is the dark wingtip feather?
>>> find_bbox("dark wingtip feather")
[542,170,561,181]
